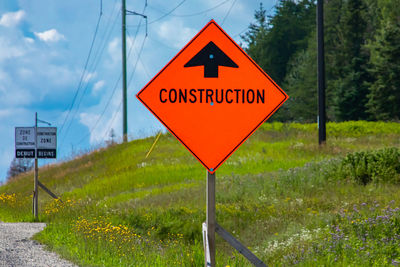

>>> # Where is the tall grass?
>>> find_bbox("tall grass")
[1,121,400,266]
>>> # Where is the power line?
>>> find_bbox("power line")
[74,5,148,146]
[138,54,152,80]
[148,0,186,24]
[60,7,121,148]
[74,24,144,147]
[233,1,279,40]
[147,0,230,18]
[147,35,177,50]
[59,6,103,136]
[125,5,148,65]
[127,33,147,89]
[74,24,146,146]
[74,75,122,146]
[221,0,237,25]
[126,0,186,28]
[90,4,120,73]
[232,26,248,38]
[99,32,145,145]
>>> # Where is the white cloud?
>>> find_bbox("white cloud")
[17,68,33,80]
[35,29,65,42]
[80,112,100,129]
[92,80,105,95]
[0,109,11,119]
[80,112,101,144]
[126,36,137,50]
[0,68,33,106]
[0,85,33,107]
[0,37,26,61]
[83,71,96,83]
[107,37,120,66]
[79,111,120,145]
[157,19,196,49]
[79,90,122,145]
[24,37,34,44]
[0,69,9,83]
[0,148,12,182]
[0,10,25,27]
[36,64,77,89]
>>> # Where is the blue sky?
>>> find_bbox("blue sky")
[0,0,275,183]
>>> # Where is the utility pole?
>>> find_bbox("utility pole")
[317,0,326,145]
[122,0,128,143]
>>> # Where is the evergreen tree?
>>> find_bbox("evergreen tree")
[242,1,316,85]
[281,0,342,123]
[366,2,400,120]
[323,0,343,122]
[243,0,399,122]
[332,0,370,121]
[241,3,268,73]
[282,35,317,122]
[106,128,116,146]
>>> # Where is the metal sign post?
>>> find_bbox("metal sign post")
[136,20,286,267]
[206,170,216,266]
[205,170,267,267]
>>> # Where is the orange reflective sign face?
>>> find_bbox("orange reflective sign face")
[136,20,288,173]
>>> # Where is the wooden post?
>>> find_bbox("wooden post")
[34,112,38,220]
[34,158,38,219]
[38,181,63,203]
[317,0,326,145]
[206,170,216,266]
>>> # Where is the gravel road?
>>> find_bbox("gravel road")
[0,222,77,267]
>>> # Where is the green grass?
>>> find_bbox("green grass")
[1,121,400,266]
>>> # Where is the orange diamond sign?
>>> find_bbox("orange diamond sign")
[136,20,288,173]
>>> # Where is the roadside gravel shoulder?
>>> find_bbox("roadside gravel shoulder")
[0,222,77,267]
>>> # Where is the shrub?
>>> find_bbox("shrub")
[340,148,400,185]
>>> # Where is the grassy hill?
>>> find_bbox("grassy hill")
[1,121,400,266]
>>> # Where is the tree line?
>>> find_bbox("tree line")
[242,0,400,122]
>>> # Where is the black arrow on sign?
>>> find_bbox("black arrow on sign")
[184,41,238,78]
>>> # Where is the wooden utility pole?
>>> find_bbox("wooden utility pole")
[317,0,326,145]
[122,0,128,142]
[33,112,38,220]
